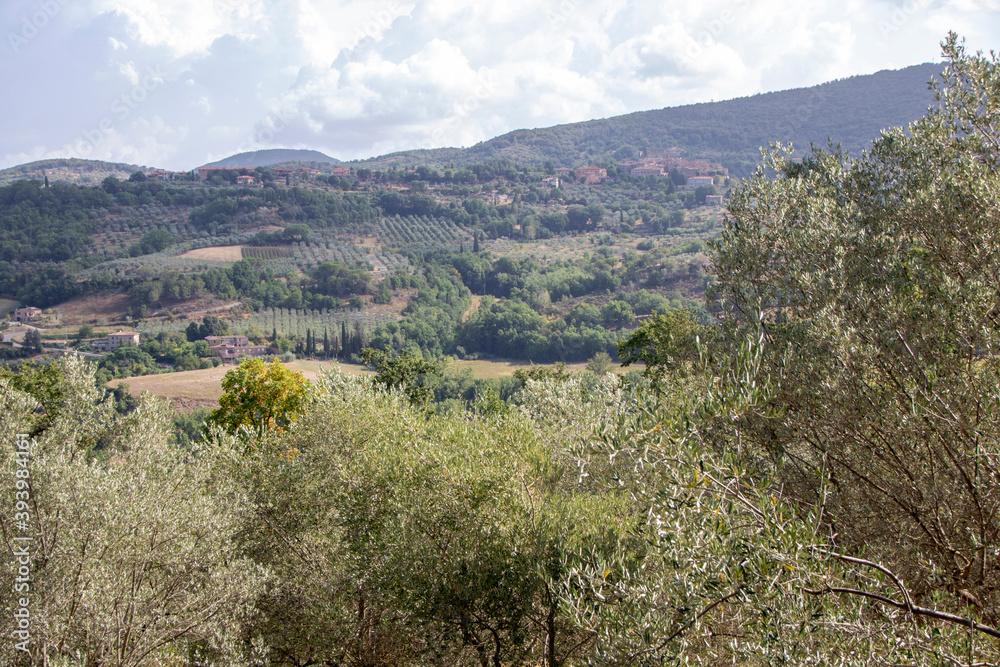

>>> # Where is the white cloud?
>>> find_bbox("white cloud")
[2,0,1000,170]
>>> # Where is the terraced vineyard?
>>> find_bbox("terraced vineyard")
[375,215,474,249]
[241,246,293,260]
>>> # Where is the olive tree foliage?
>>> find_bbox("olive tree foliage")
[359,345,443,407]
[229,369,635,667]
[557,327,1000,665]
[0,357,264,667]
[702,33,1000,662]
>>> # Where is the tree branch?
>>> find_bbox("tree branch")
[803,584,1000,640]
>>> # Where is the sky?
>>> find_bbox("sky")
[1,0,998,171]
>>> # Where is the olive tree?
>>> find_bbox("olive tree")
[233,369,633,667]
[0,357,263,667]
[705,32,1000,663]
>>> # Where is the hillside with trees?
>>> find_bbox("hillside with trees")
[0,144,715,366]
[355,62,942,177]
[0,158,144,186]
[201,148,343,168]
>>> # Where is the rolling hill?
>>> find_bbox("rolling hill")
[351,62,944,177]
[0,158,145,187]
[200,149,342,169]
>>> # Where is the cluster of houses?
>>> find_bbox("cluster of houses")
[180,166,352,186]
[148,169,190,181]
[554,166,608,185]
[618,157,729,182]
[87,331,270,361]
[6,307,272,363]
[541,158,726,205]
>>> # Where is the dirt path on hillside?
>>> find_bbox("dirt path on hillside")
[462,295,482,323]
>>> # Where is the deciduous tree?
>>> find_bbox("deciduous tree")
[210,357,311,438]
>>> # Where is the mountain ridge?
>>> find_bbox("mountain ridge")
[346,62,943,177]
[200,148,342,169]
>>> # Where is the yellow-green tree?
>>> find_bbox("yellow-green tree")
[210,358,311,437]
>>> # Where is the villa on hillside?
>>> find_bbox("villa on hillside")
[685,176,715,189]
[205,335,270,360]
[631,166,665,177]
[12,307,41,322]
[91,331,140,351]
[575,166,608,185]
[205,335,251,347]
[149,169,188,181]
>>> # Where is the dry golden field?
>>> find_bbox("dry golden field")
[109,360,370,411]
[178,245,244,261]
[55,294,133,325]
[108,358,632,412]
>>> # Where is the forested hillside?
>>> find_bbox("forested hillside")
[356,62,942,176]
[3,63,941,185]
